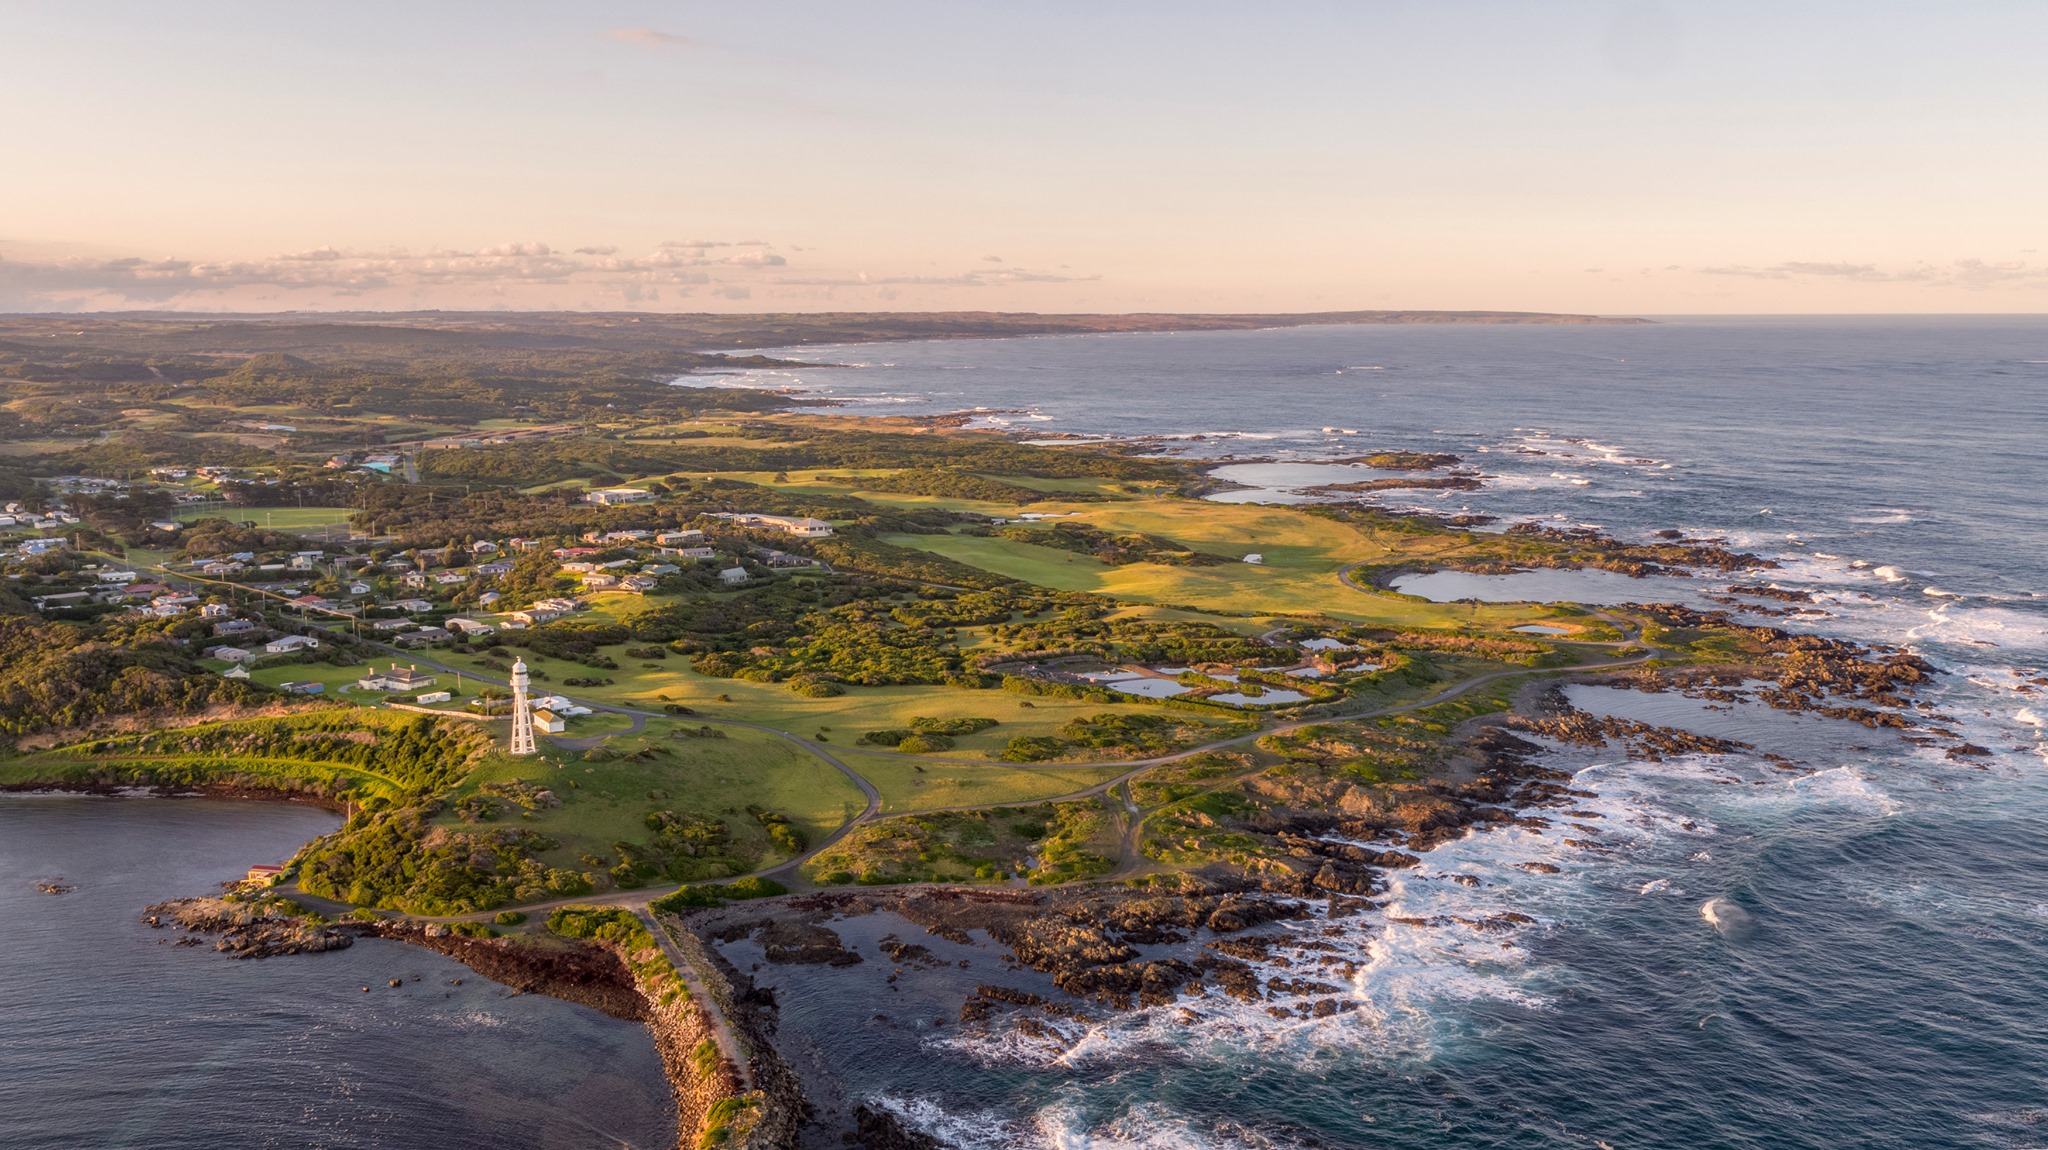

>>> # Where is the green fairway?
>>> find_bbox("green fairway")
[881,498,1578,626]
[429,644,1215,757]
[444,723,865,876]
[835,751,1128,813]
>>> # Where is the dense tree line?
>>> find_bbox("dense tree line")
[417,428,1179,486]
[985,609,1278,666]
[0,615,272,740]
[297,806,591,914]
[966,521,1227,566]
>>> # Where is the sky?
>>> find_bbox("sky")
[2,1,2045,315]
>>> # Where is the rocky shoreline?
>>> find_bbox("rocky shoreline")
[656,607,1959,1137]
[0,779,347,812]
[139,899,806,1149]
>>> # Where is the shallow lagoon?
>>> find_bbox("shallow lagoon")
[1391,566,1712,606]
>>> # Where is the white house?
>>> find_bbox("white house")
[415,690,453,704]
[531,709,567,734]
[582,487,654,506]
[716,513,834,538]
[357,664,437,692]
[265,635,321,654]
[208,645,258,664]
[718,566,750,586]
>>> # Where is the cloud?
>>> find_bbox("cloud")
[772,265,1098,289]
[1695,259,2043,289]
[604,27,695,49]
[0,242,1101,311]
[0,239,803,310]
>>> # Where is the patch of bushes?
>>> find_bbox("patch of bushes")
[649,875,789,912]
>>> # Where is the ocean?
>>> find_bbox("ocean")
[4,318,2043,1150]
[0,797,677,1149]
[706,317,2048,1148]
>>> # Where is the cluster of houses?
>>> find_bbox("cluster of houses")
[9,503,846,733]
[1,500,81,539]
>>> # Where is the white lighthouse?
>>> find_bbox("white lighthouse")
[508,657,537,756]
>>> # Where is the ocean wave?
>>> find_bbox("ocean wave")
[870,1094,1308,1150]
[1907,602,2048,653]
[1699,897,1751,933]
[868,1095,1026,1150]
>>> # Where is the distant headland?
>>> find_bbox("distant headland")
[0,308,1649,358]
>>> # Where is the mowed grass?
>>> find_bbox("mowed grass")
[835,751,1129,813]
[245,661,399,697]
[882,497,1576,627]
[175,505,358,533]
[613,467,1141,517]
[428,644,1210,758]
[444,724,865,871]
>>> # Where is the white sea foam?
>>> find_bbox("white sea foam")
[868,1095,1026,1150]
[1699,898,1750,932]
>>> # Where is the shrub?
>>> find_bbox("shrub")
[649,875,789,913]
[787,675,844,698]
[896,733,952,754]
[493,910,528,926]
[1002,735,1068,762]
[909,716,1000,736]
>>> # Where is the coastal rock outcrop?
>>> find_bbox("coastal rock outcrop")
[143,897,355,958]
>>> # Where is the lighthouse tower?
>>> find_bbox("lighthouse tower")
[508,657,537,756]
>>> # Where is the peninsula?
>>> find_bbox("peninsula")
[0,312,1944,1150]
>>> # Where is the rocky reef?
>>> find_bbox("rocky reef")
[143,896,355,958]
